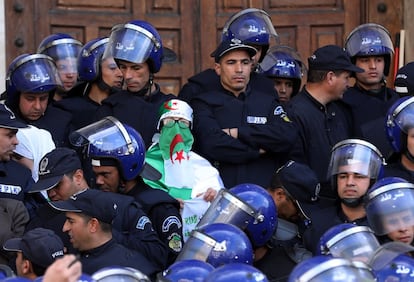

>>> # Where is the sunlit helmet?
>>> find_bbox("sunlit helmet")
[92,267,149,282]
[221,8,278,62]
[37,33,82,75]
[176,222,254,267]
[365,177,414,236]
[328,139,385,180]
[198,183,278,248]
[259,45,306,95]
[385,96,414,153]
[69,116,159,181]
[77,37,109,82]
[318,223,380,263]
[289,255,376,282]
[6,53,62,107]
[156,259,214,282]
[374,254,414,281]
[345,23,394,76]
[367,241,414,272]
[205,263,269,282]
[104,20,163,73]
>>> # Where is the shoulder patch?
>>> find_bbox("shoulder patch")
[162,216,182,232]
[135,216,151,230]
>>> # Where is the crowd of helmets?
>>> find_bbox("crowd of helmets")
[2,5,414,282]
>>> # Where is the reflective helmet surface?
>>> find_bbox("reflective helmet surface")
[157,259,214,282]
[0,264,14,279]
[259,45,306,95]
[385,96,414,153]
[365,177,414,236]
[37,33,82,74]
[289,255,374,282]
[6,53,62,104]
[205,263,269,282]
[77,37,109,82]
[318,223,380,262]
[92,266,149,282]
[327,139,385,180]
[345,23,394,76]
[230,183,278,247]
[176,222,254,267]
[374,254,414,281]
[104,20,163,73]
[69,116,146,181]
[222,8,278,61]
[34,274,95,282]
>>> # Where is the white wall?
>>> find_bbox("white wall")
[0,0,5,93]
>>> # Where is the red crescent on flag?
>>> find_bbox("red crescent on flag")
[169,134,184,163]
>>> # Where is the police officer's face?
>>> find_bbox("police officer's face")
[92,165,121,193]
[19,92,49,121]
[47,174,79,201]
[383,210,414,244]
[215,50,252,96]
[336,172,370,200]
[101,57,123,89]
[331,71,352,100]
[117,60,150,93]
[0,128,19,161]
[406,128,414,157]
[15,252,26,277]
[56,57,78,91]
[354,56,385,90]
[62,212,91,251]
[273,78,294,104]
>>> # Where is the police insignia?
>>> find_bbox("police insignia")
[136,216,151,230]
[274,105,291,122]
[168,233,183,252]
[162,216,182,232]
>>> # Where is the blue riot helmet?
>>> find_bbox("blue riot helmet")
[318,223,380,263]
[197,183,278,248]
[259,45,306,95]
[176,222,254,267]
[289,255,375,282]
[92,267,149,282]
[77,37,109,82]
[345,23,394,76]
[374,254,414,281]
[385,96,414,153]
[6,53,62,111]
[69,116,160,182]
[156,260,214,282]
[0,278,33,282]
[104,20,163,73]
[205,263,269,282]
[221,8,278,62]
[365,177,414,236]
[328,138,385,208]
[0,264,14,279]
[38,33,82,75]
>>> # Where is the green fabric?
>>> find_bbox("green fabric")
[158,123,194,160]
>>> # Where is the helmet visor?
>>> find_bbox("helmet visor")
[345,23,394,57]
[328,139,384,179]
[197,189,257,229]
[69,116,134,157]
[103,23,160,64]
[9,54,62,93]
[175,230,215,262]
[391,97,414,133]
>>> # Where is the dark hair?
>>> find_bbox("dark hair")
[22,252,47,276]
[307,69,345,83]
[79,213,112,233]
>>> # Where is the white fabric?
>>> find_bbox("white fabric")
[14,125,56,182]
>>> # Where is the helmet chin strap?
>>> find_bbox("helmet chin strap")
[341,196,364,208]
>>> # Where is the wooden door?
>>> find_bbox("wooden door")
[6,0,403,94]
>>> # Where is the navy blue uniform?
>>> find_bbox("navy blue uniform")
[287,89,354,200]
[126,179,183,265]
[80,238,159,279]
[95,85,174,148]
[302,205,369,255]
[343,85,399,159]
[191,85,298,188]
[383,160,414,182]
[27,190,168,269]
[178,68,278,103]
